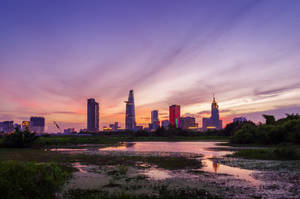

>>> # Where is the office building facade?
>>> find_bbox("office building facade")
[169,105,180,128]
[30,117,45,134]
[180,117,198,130]
[233,117,247,123]
[0,121,14,133]
[87,98,99,132]
[150,110,160,130]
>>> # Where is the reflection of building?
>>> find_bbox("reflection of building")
[87,98,99,132]
[125,90,136,130]
[150,110,160,130]
[212,160,220,173]
[0,121,14,133]
[179,117,198,130]
[22,121,30,130]
[30,117,45,134]
[233,117,247,123]
[169,105,180,128]
[202,97,222,131]
[161,120,169,129]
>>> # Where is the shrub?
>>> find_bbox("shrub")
[4,128,38,148]
[230,123,256,144]
[0,161,71,199]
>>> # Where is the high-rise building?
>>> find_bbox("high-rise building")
[169,105,180,128]
[233,117,247,123]
[64,128,75,134]
[22,121,30,130]
[30,117,45,134]
[150,110,160,130]
[125,90,136,130]
[109,122,119,131]
[179,117,198,130]
[202,97,223,131]
[87,98,99,132]
[0,121,14,133]
[161,120,169,128]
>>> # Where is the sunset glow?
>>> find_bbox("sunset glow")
[1,0,300,131]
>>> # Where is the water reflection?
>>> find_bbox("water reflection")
[212,159,220,173]
[99,142,260,185]
[73,162,87,173]
[49,148,88,152]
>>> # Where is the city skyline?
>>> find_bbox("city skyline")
[1,0,300,131]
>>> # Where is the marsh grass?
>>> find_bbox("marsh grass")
[64,186,220,199]
[229,146,300,160]
[0,161,71,199]
[0,148,202,170]
[35,135,228,147]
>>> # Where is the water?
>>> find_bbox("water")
[98,141,260,185]
[56,141,300,198]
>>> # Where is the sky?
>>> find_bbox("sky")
[1,0,300,132]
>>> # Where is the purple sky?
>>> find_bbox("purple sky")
[1,0,300,131]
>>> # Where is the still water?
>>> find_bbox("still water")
[98,141,260,185]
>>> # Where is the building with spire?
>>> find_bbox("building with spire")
[125,90,136,130]
[202,97,222,131]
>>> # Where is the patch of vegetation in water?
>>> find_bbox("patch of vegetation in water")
[0,161,72,199]
[64,186,220,199]
[229,146,300,160]
[0,148,202,171]
[36,135,228,147]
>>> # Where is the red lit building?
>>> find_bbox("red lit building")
[169,105,180,128]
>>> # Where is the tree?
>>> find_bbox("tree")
[4,128,38,148]
[263,114,275,125]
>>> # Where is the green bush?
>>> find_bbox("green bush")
[4,128,38,148]
[230,123,256,144]
[0,161,71,199]
[230,114,300,145]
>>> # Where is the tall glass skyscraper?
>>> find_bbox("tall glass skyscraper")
[125,90,136,130]
[169,105,180,128]
[87,98,99,132]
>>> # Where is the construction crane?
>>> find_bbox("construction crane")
[53,121,62,133]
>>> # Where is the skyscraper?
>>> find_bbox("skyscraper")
[125,90,136,130]
[150,110,160,130]
[87,98,99,132]
[169,105,180,128]
[202,97,223,131]
[179,117,198,130]
[161,120,169,128]
[30,117,45,134]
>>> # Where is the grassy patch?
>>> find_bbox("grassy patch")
[35,135,228,146]
[0,161,71,199]
[64,187,220,199]
[229,146,300,160]
[0,148,202,170]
